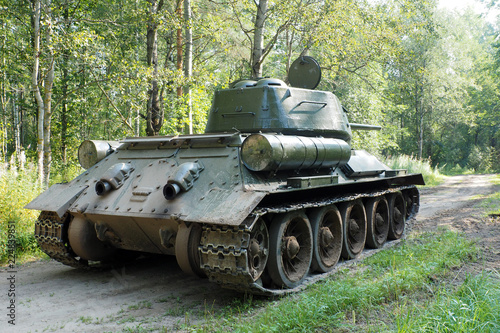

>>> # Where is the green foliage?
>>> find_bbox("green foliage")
[190,230,478,332]
[0,0,499,182]
[384,155,445,186]
[0,164,43,264]
[396,273,500,332]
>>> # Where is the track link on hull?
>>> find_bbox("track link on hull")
[35,211,90,269]
[199,185,419,296]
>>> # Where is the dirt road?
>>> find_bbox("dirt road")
[1,174,498,333]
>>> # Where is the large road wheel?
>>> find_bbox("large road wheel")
[309,205,343,273]
[388,192,407,240]
[365,196,389,249]
[68,216,117,261]
[340,199,367,259]
[175,223,206,277]
[247,218,269,281]
[268,211,313,288]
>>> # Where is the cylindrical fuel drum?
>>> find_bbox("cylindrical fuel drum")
[78,140,120,169]
[241,133,351,172]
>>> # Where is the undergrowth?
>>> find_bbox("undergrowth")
[188,230,494,332]
[396,272,500,332]
[0,164,44,264]
[384,155,445,186]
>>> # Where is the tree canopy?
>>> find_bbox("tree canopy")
[0,0,499,185]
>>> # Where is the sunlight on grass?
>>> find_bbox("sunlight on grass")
[476,175,500,216]
[384,155,446,186]
[396,272,500,332]
[189,230,482,332]
[0,164,43,264]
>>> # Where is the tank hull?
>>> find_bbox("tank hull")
[27,132,423,294]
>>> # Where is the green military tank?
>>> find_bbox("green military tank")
[26,57,424,295]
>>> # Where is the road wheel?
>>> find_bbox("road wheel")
[68,216,116,261]
[268,211,313,288]
[365,196,389,249]
[340,199,367,259]
[388,192,407,240]
[309,205,343,273]
[175,223,206,277]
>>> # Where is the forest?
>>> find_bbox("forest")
[1,0,499,187]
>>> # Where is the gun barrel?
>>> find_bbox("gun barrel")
[350,123,382,131]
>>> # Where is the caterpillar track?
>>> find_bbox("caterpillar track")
[35,185,418,295]
[199,185,418,295]
[35,212,91,269]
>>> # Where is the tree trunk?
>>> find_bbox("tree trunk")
[176,0,183,97]
[252,0,268,79]
[42,0,54,187]
[61,6,70,164]
[184,0,193,134]
[32,0,45,186]
[146,0,164,136]
[13,92,20,160]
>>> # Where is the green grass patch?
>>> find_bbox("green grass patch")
[188,230,479,332]
[384,155,445,186]
[475,175,500,216]
[395,273,500,332]
[0,165,44,264]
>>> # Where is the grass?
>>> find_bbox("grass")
[395,272,500,332]
[0,161,83,264]
[187,229,496,332]
[0,164,44,264]
[128,301,153,311]
[476,175,500,216]
[384,155,446,186]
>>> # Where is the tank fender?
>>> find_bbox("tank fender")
[24,184,87,218]
[163,161,204,200]
[95,162,135,196]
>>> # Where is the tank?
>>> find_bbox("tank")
[26,56,424,295]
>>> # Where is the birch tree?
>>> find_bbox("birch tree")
[31,0,45,185]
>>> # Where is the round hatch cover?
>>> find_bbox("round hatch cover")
[288,56,321,89]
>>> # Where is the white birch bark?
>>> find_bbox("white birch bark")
[32,0,45,186]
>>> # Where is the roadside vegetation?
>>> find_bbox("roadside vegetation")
[189,230,499,332]
[477,175,500,216]
[385,155,445,186]
[0,164,43,264]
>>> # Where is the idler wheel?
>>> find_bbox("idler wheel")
[340,199,367,259]
[365,196,390,249]
[268,211,313,288]
[248,218,269,281]
[175,223,206,278]
[388,192,407,240]
[309,205,343,273]
[68,216,117,261]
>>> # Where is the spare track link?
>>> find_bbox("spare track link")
[35,211,90,269]
[199,185,419,296]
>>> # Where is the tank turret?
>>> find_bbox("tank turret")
[26,56,424,295]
